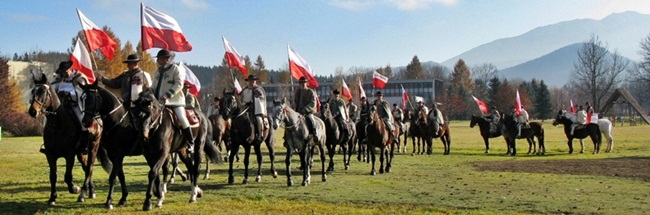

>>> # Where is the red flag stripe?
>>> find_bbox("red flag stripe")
[288,45,319,88]
[77,9,116,60]
[341,79,353,100]
[222,36,247,77]
[141,4,192,52]
[70,38,95,83]
[372,71,388,89]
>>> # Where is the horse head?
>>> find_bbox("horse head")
[469,115,479,128]
[28,73,58,118]
[552,109,571,126]
[80,81,104,128]
[132,88,163,140]
[220,90,238,117]
[319,99,333,119]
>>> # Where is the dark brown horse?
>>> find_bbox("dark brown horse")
[407,111,426,155]
[320,100,353,171]
[552,110,602,154]
[365,106,397,175]
[501,114,545,156]
[420,111,451,155]
[28,73,107,206]
[131,90,220,210]
[470,114,503,154]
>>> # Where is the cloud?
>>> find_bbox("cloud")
[3,13,49,22]
[181,0,209,10]
[331,0,457,11]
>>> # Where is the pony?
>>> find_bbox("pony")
[320,100,353,171]
[552,110,602,154]
[501,113,545,156]
[365,105,397,175]
[578,118,614,153]
[28,73,107,206]
[131,89,220,210]
[221,92,278,184]
[270,99,327,186]
[419,110,451,155]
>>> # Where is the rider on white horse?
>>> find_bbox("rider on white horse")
[571,105,587,135]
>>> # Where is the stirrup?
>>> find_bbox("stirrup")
[187,144,195,153]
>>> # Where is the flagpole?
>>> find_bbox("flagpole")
[402,84,415,111]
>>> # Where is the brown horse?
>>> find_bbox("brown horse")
[28,73,107,206]
[419,111,451,155]
[501,114,545,156]
[365,106,397,175]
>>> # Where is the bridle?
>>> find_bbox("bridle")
[30,84,57,116]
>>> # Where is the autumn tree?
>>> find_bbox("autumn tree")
[446,59,474,119]
[405,55,425,79]
[0,56,41,136]
[253,55,269,83]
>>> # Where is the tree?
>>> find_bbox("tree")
[253,55,269,83]
[571,34,627,112]
[405,55,424,79]
[487,77,501,106]
[446,59,474,119]
[631,33,650,86]
[535,80,553,120]
[493,79,514,113]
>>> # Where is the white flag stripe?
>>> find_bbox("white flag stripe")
[142,5,183,32]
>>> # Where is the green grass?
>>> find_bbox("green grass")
[0,120,649,214]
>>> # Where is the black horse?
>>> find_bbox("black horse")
[221,92,278,184]
[419,111,451,155]
[501,114,545,156]
[407,111,425,155]
[320,100,352,171]
[470,114,503,154]
[28,73,107,206]
[355,111,370,163]
[552,110,602,154]
[131,90,220,210]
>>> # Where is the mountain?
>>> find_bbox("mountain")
[441,11,650,69]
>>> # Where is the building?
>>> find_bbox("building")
[262,78,444,109]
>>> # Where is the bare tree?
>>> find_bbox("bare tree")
[630,33,650,84]
[570,35,627,111]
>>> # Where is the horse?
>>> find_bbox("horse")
[419,111,451,155]
[470,114,503,154]
[320,100,352,171]
[221,92,278,184]
[130,90,220,210]
[552,110,602,154]
[365,106,397,175]
[576,117,614,153]
[270,99,327,186]
[216,90,238,162]
[355,111,370,163]
[501,114,545,156]
[407,111,425,155]
[28,73,107,206]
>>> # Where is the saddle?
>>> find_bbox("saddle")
[573,124,586,130]
[166,107,200,129]
[518,122,530,129]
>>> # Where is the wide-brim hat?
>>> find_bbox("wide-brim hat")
[298,76,308,83]
[360,96,367,100]
[155,49,173,58]
[55,61,73,74]
[333,89,340,95]
[375,91,382,96]
[123,54,141,63]
[245,75,258,81]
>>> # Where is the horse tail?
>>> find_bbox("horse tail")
[97,146,113,173]
[204,136,223,164]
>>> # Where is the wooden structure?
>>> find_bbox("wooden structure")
[599,88,650,124]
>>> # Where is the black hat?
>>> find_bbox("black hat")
[333,89,340,95]
[299,76,308,83]
[156,49,172,58]
[123,54,140,63]
[375,91,382,96]
[393,103,397,106]
[245,75,258,81]
[55,61,73,74]
[360,96,366,100]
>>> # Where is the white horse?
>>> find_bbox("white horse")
[579,118,614,153]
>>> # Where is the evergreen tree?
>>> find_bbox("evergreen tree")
[535,80,553,120]
[405,55,424,79]
[487,76,501,106]
[446,59,474,119]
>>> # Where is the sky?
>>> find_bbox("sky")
[2,0,650,77]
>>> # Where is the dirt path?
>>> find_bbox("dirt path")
[472,157,650,181]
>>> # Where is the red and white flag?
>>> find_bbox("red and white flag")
[341,79,352,100]
[179,61,200,97]
[358,78,366,100]
[222,36,247,77]
[76,9,116,60]
[515,90,522,115]
[372,71,388,89]
[141,3,192,52]
[570,99,575,113]
[471,95,489,114]
[70,38,95,84]
[401,85,409,110]
[288,45,318,88]
[233,78,242,94]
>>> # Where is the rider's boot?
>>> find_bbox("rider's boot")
[255,118,264,141]
[182,127,195,153]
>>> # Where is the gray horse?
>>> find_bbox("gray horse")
[270,99,327,186]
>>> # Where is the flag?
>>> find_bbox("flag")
[76,9,116,60]
[141,3,192,52]
[288,45,319,88]
[178,61,200,97]
[222,36,247,77]
[372,71,388,89]
[233,78,242,94]
[471,95,489,114]
[70,38,95,84]
[587,112,592,124]
[358,78,366,100]
[341,79,352,100]
[515,90,522,115]
[570,99,575,113]
[401,85,409,110]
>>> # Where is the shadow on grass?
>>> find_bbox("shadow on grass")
[0,200,52,215]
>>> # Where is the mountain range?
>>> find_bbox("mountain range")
[439,11,650,87]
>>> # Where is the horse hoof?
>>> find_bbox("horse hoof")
[90,193,96,199]
[71,186,81,194]
[106,204,113,210]
[371,171,376,176]
[48,201,56,207]
[322,175,327,182]
[302,182,308,186]
[379,169,384,174]
[256,176,262,183]
[143,203,152,211]
[243,178,249,184]
[228,176,235,184]
[411,153,415,156]
[77,197,85,203]
[169,178,175,184]
[327,167,334,172]
[345,165,350,170]
[118,199,127,206]
[273,171,278,178]
[288,180,293,186]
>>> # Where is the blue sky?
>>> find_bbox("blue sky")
[2,0,650,76]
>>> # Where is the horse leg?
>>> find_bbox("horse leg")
[116,159,129,207]
[343,140,350,170]
[326,141,335,172]
[189,141,203,203]
[567,139,574,154]
[606,133,614,153]
[319,143,328,182]
[63,155,81,195]
[301,145,311,186]
[227,144,241,184]
[286,147,294,186]
[143,156,167,211]
[46,156,59,206]
[370,146,377,175]
[254,143,263,182]
[242,145,252,184]
[510,139,517,156]
[411,136,416,156]
[203,155,210,180]
[264,138,278,178]
[77,151,96,202]
[579,139,585,154]
[484,137,490,154]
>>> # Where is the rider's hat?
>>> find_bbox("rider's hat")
[375,91,382,96]
[245,75,258,81]
[55,61,73,74]
[155,49,173,58]
[122,54,140,63]
[299,76,308,83]
[333,89,340,95]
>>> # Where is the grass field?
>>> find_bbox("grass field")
[0,120,649,215]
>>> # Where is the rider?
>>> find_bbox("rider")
[347,99,359,123]
[183,83,201,111]
[585,102,594,114]
[571,105,587,135]
[427,102,444,136]
[416,99,429,124]
[99,54,151,108]
[151,49,196,153]
[330,89,350,141]
[241,75,267,141]
[44,61,90,154]
[515,105,529,138]
[373,91,399,144]
[204,96,220,117]
[294,76,319,142]
[392,103,404,134]
[486,106,500,133]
